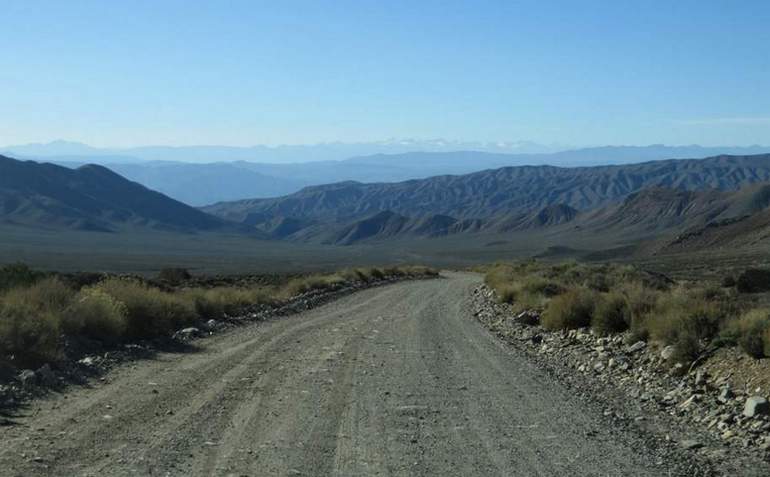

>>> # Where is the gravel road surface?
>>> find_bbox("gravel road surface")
[1,273,685,476]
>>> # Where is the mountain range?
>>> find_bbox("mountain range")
[0,139,564,164]
[4,151,770,260]
[200,154,770,251]
[8,143,770,206]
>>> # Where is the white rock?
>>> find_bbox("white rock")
[743,396,770,418]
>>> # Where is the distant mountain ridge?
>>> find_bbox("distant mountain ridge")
[204,154,770,227]
[10,143,770,205]
[0,155,236,233]
[1,139,565,164]
[200,153,770,248]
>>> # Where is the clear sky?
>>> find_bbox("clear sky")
[1,0,769,147]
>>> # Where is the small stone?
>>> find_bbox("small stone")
[694,369,707,386]
[680,394,699,409]
[626,341,646,353]
[743,396,770,418]
[680,440,703,450]
[718,386,734,403]
[78,356,97,366]
[174,327,201,340]
[660,345,676,361]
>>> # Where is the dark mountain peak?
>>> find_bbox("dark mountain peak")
[0,154,233,233]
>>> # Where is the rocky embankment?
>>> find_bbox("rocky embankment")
[471,284,770,474]
[0,273,437,411]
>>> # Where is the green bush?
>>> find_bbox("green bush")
[64,287,128,341]
[592,292,630,334]
[95,278,196,338]
[157,267,192,284]
[736,268,770,293]
[542,287,596,330]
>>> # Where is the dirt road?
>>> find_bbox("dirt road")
[2,273,684,476]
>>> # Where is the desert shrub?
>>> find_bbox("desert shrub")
[64,287,128,341]
[592,292,630,334]
[721,275,737,288]
[0,263,45,292]
[644,291,726,362]
[95,278,196,338]
[542,287,596,330]
[585,273,611,292]
[736,268,770,293]
[340,268,373,282]
[496,284,518,304]
[723,309,770,358]
[622,283,660,342]
[397,265,438,277]
[280,274,342,298]
[0,278,73,364]
[21,277,75,311]
[183,286,275,318]
[521,277,564,298]
[157,268,192,284]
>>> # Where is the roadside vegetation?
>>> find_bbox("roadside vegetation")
[0,263,437,367]
[484,261,770,364]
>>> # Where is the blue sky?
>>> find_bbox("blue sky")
[1,0,768,147]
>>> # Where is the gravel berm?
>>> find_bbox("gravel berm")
[0,272,707,476]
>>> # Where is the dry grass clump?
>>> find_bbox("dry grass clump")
[485,263,564,310]
[622,283,661,342]
[279,274,345,298]
[722,309,770,358]
[627,287,727,362]
[542,287,596,330]
[94,278,197,338]
[592,292,631,335]
[0,263,437,366]
[0,278,73,364]
[63,287,128,341]
[483,260,770,363]
[182,286,276,318]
